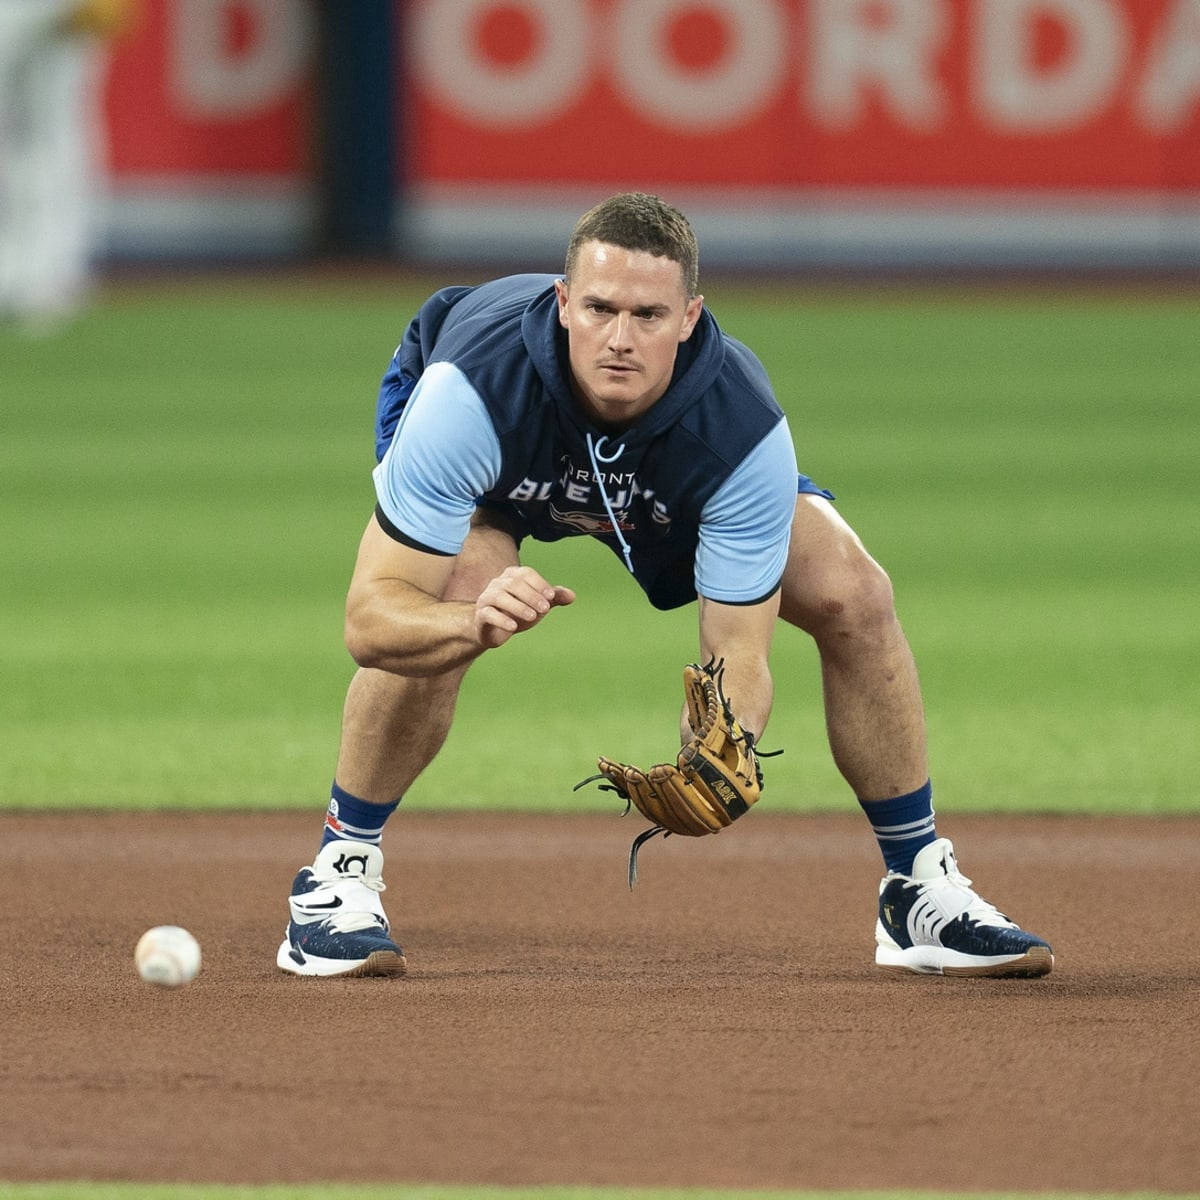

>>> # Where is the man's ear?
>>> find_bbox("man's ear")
[554,278,570,328]
[679,294,704,341]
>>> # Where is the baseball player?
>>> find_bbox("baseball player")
[0,0,132,328]
[277,192,1052,980]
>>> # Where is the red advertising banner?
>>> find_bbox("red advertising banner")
[104,0,312,176]
[408,0,1200,190]
[93,0,1199,264]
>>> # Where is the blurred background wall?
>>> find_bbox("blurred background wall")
[100,0,1200,273]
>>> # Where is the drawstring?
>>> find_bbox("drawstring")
[586,433,634,575]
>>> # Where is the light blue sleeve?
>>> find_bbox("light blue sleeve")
[371,361,502,554]
[696,419,799,604]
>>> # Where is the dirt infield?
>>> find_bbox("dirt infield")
[4,811,1198,1193]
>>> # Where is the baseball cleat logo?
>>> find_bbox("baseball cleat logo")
[333,852,369,875]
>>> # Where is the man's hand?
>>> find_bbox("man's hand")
[474,566,575,649]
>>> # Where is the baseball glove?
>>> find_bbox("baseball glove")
[575,658,771,886]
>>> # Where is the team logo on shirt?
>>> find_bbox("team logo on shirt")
[547,504,637,534]
[507,463,674,533]
[504,451,676,540]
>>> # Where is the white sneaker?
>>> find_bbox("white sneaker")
[276,840,406,978]
[875,838,1053,977]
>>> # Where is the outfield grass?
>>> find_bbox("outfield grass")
[2,277,1196,814]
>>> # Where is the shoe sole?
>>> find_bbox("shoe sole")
[876,944,1053,978]
[327,949,407,979]
[276,941,407,979]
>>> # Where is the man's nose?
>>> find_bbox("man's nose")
[608,311,634,351]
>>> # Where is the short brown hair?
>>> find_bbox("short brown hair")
[564,192,699,297]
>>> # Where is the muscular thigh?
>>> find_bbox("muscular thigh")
[441,507,522,603]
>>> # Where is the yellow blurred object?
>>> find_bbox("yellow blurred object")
[60,0,137,39]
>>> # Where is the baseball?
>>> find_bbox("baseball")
[135,925,201,987]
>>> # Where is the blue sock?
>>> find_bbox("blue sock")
[320,781,400,850]
[858,780,937,875]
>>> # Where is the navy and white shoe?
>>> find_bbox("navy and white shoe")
[875,838,1053,977]
[277,840,406,978]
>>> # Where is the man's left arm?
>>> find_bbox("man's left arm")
[693,590,780,746]
[691,417,797,742]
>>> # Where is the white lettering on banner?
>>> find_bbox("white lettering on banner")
[1137,0,1200,131]
[808,0,949,131]
[413,0,589,126]
[413,0,1199,138]
[612,0,787,131]
[976,0,1128,131]
[173,0,311,119]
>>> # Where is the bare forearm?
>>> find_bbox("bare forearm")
[345,583,484,677]
[696,593,780,744]
[717,656,774,743]
[344,560,575,678]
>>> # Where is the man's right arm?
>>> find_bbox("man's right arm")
[350,358,573,673]
[344,513,574,677]
[343,515,478,676]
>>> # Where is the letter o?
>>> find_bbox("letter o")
[412,0,590,126]
[612,0,787,131]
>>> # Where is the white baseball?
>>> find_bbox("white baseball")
[135,925,201,987]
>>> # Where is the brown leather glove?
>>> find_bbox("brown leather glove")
[578,659,766,885]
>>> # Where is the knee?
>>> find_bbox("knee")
[781,552,898,642]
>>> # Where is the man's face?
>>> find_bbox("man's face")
[555,240,704,428]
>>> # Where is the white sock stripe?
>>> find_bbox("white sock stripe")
[327,820,385,842]
[871,816,937,840]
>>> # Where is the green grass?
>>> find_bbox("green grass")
[2,277,1197,813]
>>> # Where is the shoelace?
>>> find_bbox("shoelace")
[318,872,388,934]
[912,864,1017,929]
